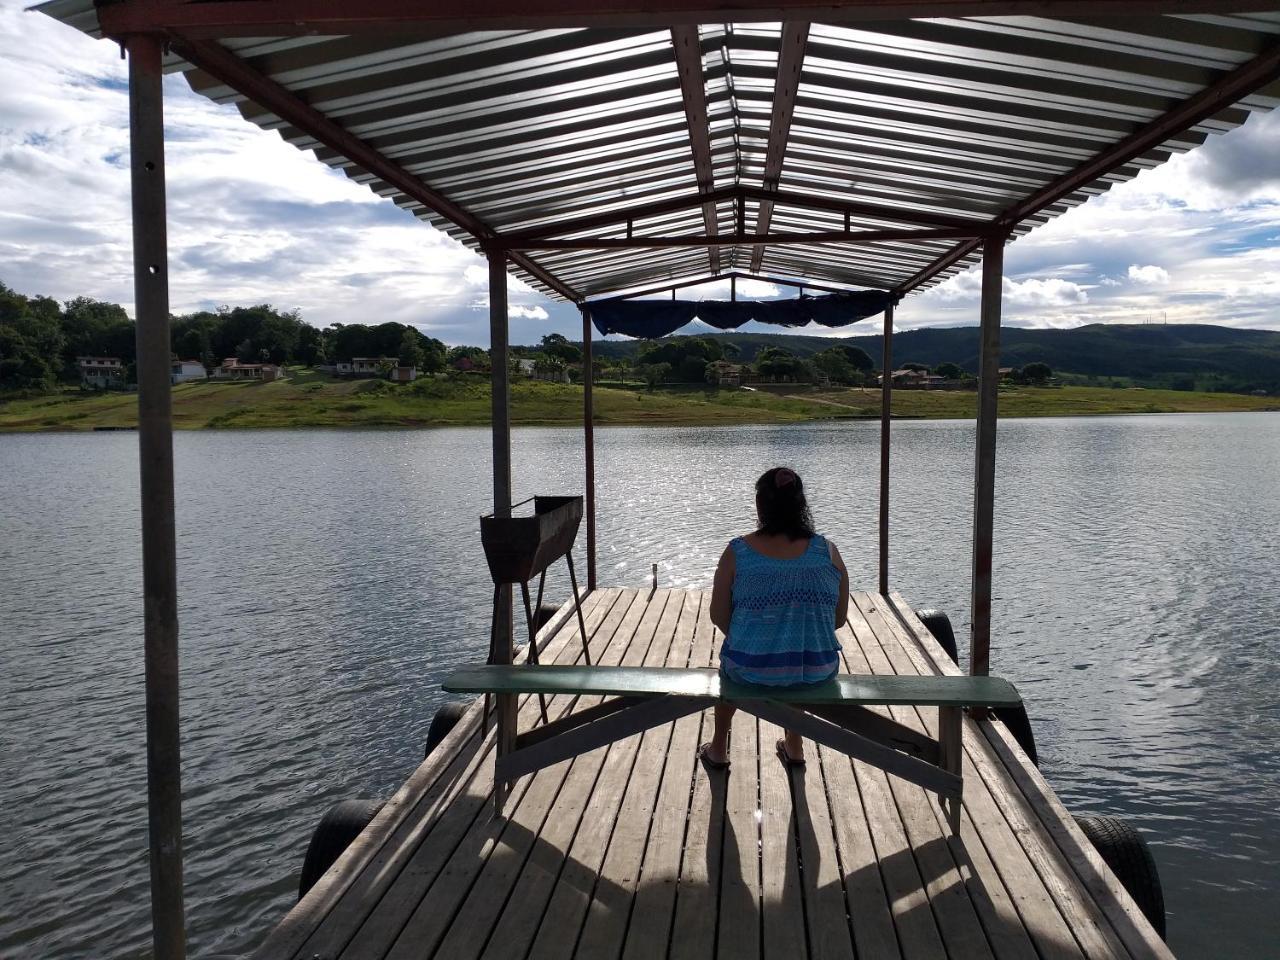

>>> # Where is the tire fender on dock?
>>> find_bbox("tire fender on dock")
[298,798,384,900]
[424,700,468,758]
[914,607,1039,767]
[1074,814,1167,939]
[915,608,959,664]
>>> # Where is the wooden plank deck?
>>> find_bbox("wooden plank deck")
[255,588,1173,960]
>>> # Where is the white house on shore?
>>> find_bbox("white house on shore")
[878,368,947,388]
[171,359,206,384]
[212,358,284,381]
[389,365,418,382]
[352,356,394,376]
[323,357,418,380]
[77,356,125,389]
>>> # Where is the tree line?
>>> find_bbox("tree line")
[1,277,1070,395]
[0,280,450,390]
[621,336,876,387]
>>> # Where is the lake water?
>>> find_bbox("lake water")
[1,415,1277,959]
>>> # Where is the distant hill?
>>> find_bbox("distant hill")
[561,323,1280,393]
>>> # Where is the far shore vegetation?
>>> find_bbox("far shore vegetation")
[1,373,1275,432]
[2,279,1277,431]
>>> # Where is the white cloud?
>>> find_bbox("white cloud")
[509,305,549,320]
[1005,277,1090,307]
[1128,264,1170,285]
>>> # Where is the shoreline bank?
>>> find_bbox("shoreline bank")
[1,378,1275,432]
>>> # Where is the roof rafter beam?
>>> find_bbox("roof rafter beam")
[730,271,885,294]
[750,21,809,273]
[96,0,1280,39]
[510,226,979,250]
[737,185,989,231]
[168,37,581,301]
[498,183,987,247]
[671,25,720,274]
[587,272,726,303]
[896,36,1280,295]
[585,268,887,302]
[501,187,739,246]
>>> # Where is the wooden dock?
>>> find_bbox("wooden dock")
[255,588,1172,960]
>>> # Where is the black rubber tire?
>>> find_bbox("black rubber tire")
[914,609,1038,766]
[914,608,959,664]
[993,704,1039,768]
[424,701,468,758]
[534,603,559,632]
[1074,815,1166,939]
[298,798,383,900]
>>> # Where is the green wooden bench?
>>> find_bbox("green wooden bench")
[443,664,1021,833]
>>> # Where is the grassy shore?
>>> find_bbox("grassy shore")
[0,370,1275,431]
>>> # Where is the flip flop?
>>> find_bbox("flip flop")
[776,738,806,768]
[698,742,730,770]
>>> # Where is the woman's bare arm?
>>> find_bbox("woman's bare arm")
[709,545,735,635]
[829,540,850,627]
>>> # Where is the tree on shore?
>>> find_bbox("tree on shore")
[0,282,64,390]
[638,362,671,391]
[540,333,581,365]
[755,346,810,382]
[399,327,424,370]
[812,346,873,384]
[1021,362,1053,383]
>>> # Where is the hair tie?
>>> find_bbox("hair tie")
[775,468,796,489]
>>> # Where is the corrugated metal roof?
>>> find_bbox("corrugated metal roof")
[35,3,1280,301]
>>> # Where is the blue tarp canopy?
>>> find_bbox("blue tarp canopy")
[588,290,896,339]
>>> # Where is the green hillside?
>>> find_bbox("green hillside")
[583,323,1280,394]
[1,373,1275,432]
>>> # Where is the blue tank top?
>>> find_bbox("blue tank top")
[719,534,842,686]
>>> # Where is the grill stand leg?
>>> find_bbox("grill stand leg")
[520,580,549,724]
[565,551,592,666]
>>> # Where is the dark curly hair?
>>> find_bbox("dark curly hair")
[755,466,815,540]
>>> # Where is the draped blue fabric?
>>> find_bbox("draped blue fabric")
[690,301,757,329]
[764,299,811,328]
[586,300,697,339]
[588,289,895,339]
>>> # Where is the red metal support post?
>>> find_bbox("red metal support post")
[969,232,1007,676]
[878,302,893,596]
[127,32,186,960]
[488,248,516,814]
[581,306,598,592]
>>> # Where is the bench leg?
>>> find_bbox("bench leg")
[939,706,963,835]
[494,691,517,817]
[496,695,714,784]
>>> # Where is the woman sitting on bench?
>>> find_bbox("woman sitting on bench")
[699,466,850,769]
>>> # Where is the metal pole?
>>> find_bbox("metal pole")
[488,249,515,813]
[127,33,185,960]
[878,303,894,596]
[970,233,1006,677]
[580,306,597,591]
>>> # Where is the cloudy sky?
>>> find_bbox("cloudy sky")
[2,0,1277,345]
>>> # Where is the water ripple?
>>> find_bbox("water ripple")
[1,415,1277,959]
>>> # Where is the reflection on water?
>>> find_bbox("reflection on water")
[1,414,1277,958]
